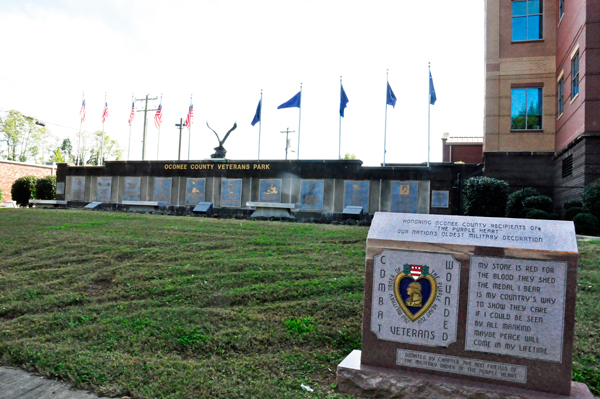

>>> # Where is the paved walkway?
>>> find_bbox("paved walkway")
[0,367,111,399]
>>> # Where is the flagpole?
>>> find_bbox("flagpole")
[188,95,192,161]
[384,70,388,167]
[427,63,431,168]
[101,92,106,165]
[258,89,263,161]
[77,92,83,165]
[157,94,162,160]
[128,93,133,161]
[339,76,342,160]
[297,83,302,160]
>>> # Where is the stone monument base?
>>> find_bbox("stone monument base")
[337,351,594,399]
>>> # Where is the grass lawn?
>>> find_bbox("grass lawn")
[0,209,598,398]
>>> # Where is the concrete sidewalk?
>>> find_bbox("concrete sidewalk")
[0,367,112,399]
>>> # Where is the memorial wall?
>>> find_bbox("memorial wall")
[55,160,479,218]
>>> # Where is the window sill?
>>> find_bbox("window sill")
[557,112,564,121]
[510,129,544,133]
[557,14,564,28]
[511,39,544,44]
[570,93,579,104]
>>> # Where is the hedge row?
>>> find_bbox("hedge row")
[10,175,56,206]
[462,177,600,236]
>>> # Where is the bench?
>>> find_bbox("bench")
[121,201,168,212]
[29,200,68,208]
[246,202,296,219]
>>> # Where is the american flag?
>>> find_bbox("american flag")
[80,99,86,123]
[185,104,193,128]
[154,104,163,129]
[128,102,135,126]
[102,102,109,124]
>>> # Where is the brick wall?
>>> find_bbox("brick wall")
[0,160,56,202]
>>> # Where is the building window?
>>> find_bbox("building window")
[558,77,564,116]
[562,155,573,178]
[511,88,543,130]
[572,51,579,98]
[512,0,544,41]
[559,0,565,19]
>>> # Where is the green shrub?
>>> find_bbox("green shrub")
[0,188,3,202]
[522,195,553,214]
[525,209,550,219]
[564,199,583,210]
[11,176,39,207]
[35,175,57,200]
[583,180,600,220]
[462,177,509,217]
[565,206,584,221]
[573,213,599,236]
[506,188,540,218]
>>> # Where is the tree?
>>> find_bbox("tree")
[0,110,57,163]
[50,147,65,163]
[80,131,123,165]
[60,138,77,163]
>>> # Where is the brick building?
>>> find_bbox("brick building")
[441,133,483,164]
[0,160,56,202]
[484,0,600,208]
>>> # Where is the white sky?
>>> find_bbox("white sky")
[0,0,484,166]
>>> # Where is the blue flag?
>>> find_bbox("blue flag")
[429,71,437,105]
[277,91,301,109]
[386,82,396,108]
[340,84,349,117]
[251,99,261,126]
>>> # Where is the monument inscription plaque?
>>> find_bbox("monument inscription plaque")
[96,177,112,202]
[186,178,205,205]
[70,176,85,201]
[431,190,449,208]
[299,180,324,211]
[343,180,369,212]
[259,179,282,203]
[56,182,65,195]
[220,179,242,207]
[370,249,460,347]
[465,256,567,362]
[391,181,418,213]
[153,177,172,203]
[396,349,527,384]
[123,177,141,202]
[336,212,590,398]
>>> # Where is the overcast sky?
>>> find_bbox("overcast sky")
[0,0,484,166]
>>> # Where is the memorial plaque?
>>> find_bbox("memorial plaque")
[96,177,112,202]
[123,177,141,202]
[56,182,65,195]
[220,179,242,207]
[431,190,449,208]
[186,178,206,205]
[465,256,567,362]
[153,177,172,203]
[396,349,527,384]
[391,181,419,213]
[70,176,85,201]
[338,212,584,398]
[371,249,460,347]
[259,179,282,203]
[299,180,324,211]
[344,180,369,212]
